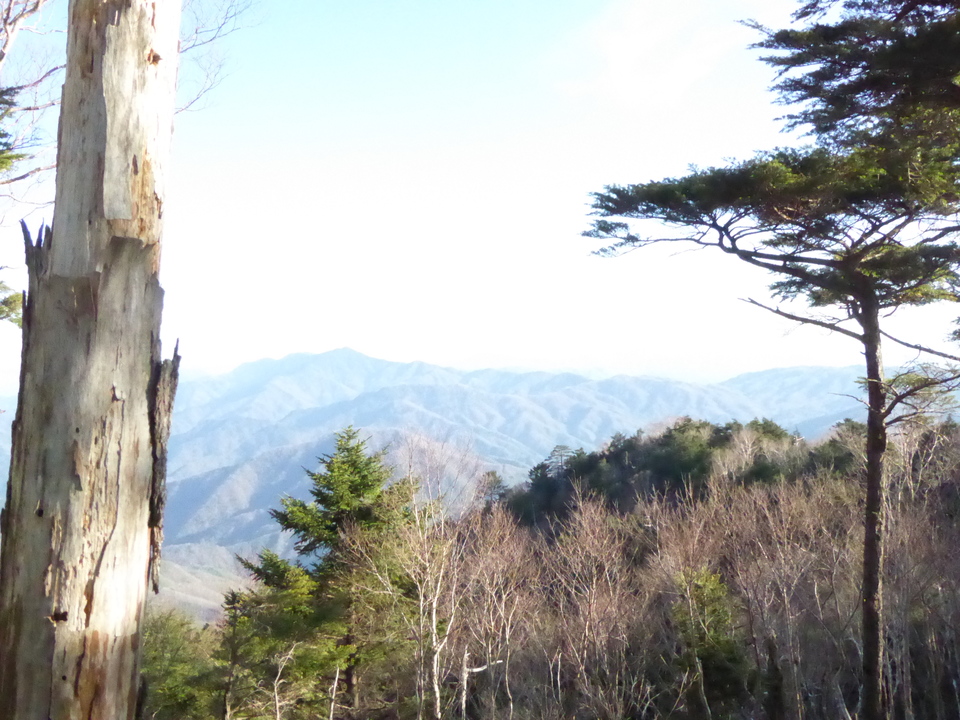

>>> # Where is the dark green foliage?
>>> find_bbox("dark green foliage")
[271,426,395,562]
[509,459,573,525]
[808,419,867,475]
[0,88,24,331]
[237,550,332,632]
[219,427,413,719]
[0,286,22,328]
[0,87,23,174]
[140,608,216,720]
[0,88,28,330]
[747,418,793,442]
[208,590,273,717]
[752,1,960,144]
[673,569,751,718]
[509,418,800,520]
[589,145,960,324]
[545,444,576,478]
[591,144,959,226]
[477,470,508,507]
[213,584,346,718]
[642,418,733,495]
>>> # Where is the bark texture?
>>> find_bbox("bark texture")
[0,1,181,718]
[858,292,887,720]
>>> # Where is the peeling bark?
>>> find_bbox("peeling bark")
[0,1,181,718]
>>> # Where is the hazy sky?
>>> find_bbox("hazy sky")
[0,0,956,393]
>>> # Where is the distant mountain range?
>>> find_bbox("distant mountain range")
[0,349,872,619]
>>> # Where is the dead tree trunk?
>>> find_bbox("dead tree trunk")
[0,1,181,718]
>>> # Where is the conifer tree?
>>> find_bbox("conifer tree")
[586,4,960,717]
[240,427,410,715]
[271,427,396,562]
[753,0,960,144]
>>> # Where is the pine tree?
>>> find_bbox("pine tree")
[586,5,960,718]
[752,0,960,144]
[238,427,411,716]
[271,427,396,563]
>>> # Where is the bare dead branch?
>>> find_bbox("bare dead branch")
[12,99,54,112]
[0,0,254,208]
[8,61,62,93]
[880,330,960,363]
[0,160,51,185]
[180,0,253,54]
[176,52,226,113]
[743,297,866,342]
[0,0,53,77]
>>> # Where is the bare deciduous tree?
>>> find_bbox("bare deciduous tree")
[546,495,647,720]
[345,490,467,720]
[457,506,539,720]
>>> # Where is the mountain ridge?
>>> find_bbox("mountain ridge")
[0,349,873,619]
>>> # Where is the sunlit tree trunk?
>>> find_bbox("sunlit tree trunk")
[0,0,181,717]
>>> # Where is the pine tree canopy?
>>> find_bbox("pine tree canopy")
[270,426,394,558]
[588,142,960,323]
[753,1,960,142]
[588,6,960,714]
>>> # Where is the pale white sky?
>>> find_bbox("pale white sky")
[0,0,955,394]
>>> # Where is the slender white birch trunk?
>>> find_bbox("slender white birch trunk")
[0,1,181,718]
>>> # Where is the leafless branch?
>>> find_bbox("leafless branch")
[12,99,54,112]
[8,61,61,93]
[0,0,255,207]
[743,297,865,342]
[0,160,51,185]
[880,330,960,363]
[176,52,226,113]
[0,0,53,78]
[180,0,253,54]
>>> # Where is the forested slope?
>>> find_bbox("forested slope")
[142,417,960,720]
[146,350,873,615]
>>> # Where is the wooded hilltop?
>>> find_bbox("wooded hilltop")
[140,418,960,720]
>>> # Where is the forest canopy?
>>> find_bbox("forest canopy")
[141,416,960,720]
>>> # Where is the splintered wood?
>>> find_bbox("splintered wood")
[0,1,182,718]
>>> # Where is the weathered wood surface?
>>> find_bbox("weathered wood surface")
[0,1,181,718]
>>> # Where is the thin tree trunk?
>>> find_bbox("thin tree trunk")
[460,648,469,720]
[430,636,443,720]
[329,666,340,720]
[780,589,804,720]
[344,661,357,711]
[860,297,887,720]
[429,574,445,720]
[505,646,515,720]
[0,1,181,718]
[222,669,237,720]
[342,625,360,711]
